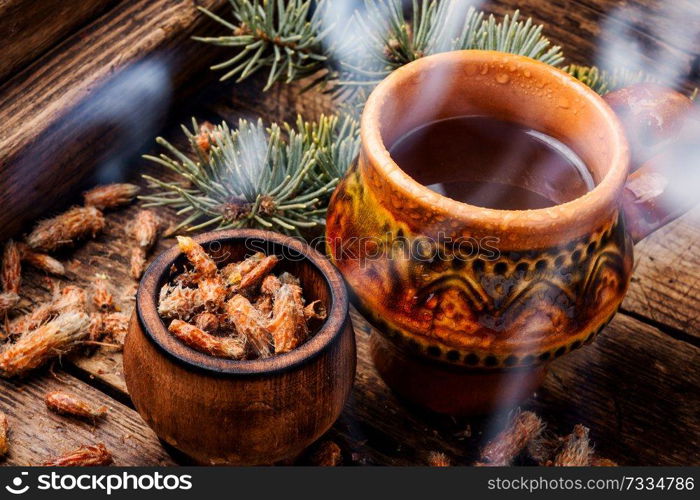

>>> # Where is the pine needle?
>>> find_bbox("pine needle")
[141,115,359,236]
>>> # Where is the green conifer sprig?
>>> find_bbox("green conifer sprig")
[194,0,331,91]
[140,115,359,236]
[197,0,565,98]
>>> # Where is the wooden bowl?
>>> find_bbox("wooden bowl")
[123,229,356,465]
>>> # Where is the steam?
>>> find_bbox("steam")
[82,59,172,184]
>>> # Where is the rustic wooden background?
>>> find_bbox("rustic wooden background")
[0,0,698,466]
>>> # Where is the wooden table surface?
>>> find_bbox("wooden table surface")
[0,0,698,466]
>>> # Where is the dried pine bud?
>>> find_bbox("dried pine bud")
[88,313,105,341]
[194,312,220,332]
[83,183,140,210]
[221,252,264,285]
[304,300,327,322]
[478,411,544,466]
[267,284,308,354]
[0,412,9,457]
[102,312,129,346]
[128,210,160,279]
[43,443,113,466]
[92,280,114,311]
[9,285,87,336]
[17,243,65,276]
[0,311,90,378]
[553,425,593,467]
[45,391,107,421]
[194,276,227,312]
[26,206,105,252]
[253,294,273,317]
[310,441,342,466]
[591,456,618,467]
[130,248,148,280]
[0,292,19,315]
[194,121,218,153]
[1,240,21,294]
[225,295,273,358]
[177,236,218,280]
[158,285,198,320]
[526,433,561,466]
[168,319,245,359]
[237,255,278,292]
[260,274,281,296]
[427,451,451,467]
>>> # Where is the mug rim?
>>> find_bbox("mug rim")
[360,50,630,235]
[135,229,349,376]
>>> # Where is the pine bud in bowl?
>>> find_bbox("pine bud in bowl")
[123,229,356,465]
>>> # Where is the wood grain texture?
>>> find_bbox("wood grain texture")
[0,0,118,83]
[622,207,700,340]
[530,312,700,466]
[0,0,229,242]
[0,373,174,466]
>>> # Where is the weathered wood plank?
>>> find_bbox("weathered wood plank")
[0,0,118,83]
[0,372,174,466]
[622,207,700,340]
[0,0,229,241]
[529,312,700,466]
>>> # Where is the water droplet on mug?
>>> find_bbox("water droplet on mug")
[524,70,532,78]
[496,73,510,84]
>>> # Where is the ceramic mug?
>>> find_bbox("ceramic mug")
[326,50,693,415]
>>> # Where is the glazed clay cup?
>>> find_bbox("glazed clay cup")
[326,50,645,415]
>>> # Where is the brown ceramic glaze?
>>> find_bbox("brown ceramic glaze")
[124,229,356,465]
[326,50,674,415]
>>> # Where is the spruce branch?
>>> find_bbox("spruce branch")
[334,5,564,94]
[196,1,564,99]
[140,116,359,236]
[195,0,331,91]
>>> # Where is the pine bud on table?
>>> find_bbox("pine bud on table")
[0,412,9,457]
[45,391,107,421]
[1,240,21,294]
[8,285,86,337]
[310,441,342,466]
[0,311,90,378]
[92,280,114,312]
[26,206,105,252]
[427,451,451,467]
[128,209,160,279]
[43,443,113,466]
[83,183,140,210]
[477,411,544,466]
[16,243,65,276]
[553,424,593,466]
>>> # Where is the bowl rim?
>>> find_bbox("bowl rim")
[135,229,349,376]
